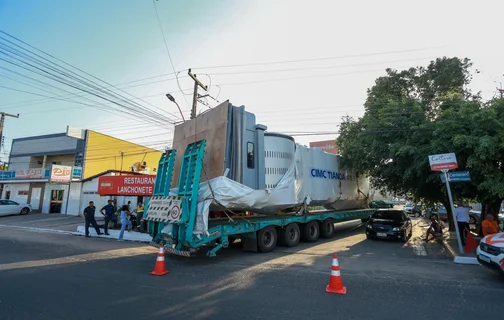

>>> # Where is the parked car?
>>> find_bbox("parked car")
[365,209,413,242]
[403,203,414,214]
[0,200,31,216]
[370,200,394,209]
[476,232,504,277]
[425,205,480,224]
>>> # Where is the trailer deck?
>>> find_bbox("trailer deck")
[146,139,375,257]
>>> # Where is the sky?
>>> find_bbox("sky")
[1,0,504,162]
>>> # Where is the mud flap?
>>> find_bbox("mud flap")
[242,232,258,252]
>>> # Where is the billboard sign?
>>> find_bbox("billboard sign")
[97,175,156,196]
[0,171,15,180]
[309,140,338,154]
[15,168,48,179]
[428,153,458,171]
[50,165,72,183]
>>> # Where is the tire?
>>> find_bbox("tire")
[20,207,30,215]
[279,223,300,247]
[320,219,335,239]
[302,221,320,242]
[257,226,278,253]
[402,230,409,243]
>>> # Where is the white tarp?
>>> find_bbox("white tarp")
[160,144,369,237]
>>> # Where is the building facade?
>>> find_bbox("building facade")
[0,127,163,215]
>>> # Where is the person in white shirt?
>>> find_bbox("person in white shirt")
[455,201,471,246]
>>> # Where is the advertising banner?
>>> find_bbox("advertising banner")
[428,153,458,171]
[50,165,72,183]
[97,175,156,196]
[15,168,47,179]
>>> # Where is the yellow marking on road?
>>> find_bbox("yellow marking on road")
[0,247,156,271]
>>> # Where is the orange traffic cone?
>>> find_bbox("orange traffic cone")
[149,245,169,276]
[464,227,479,254]
[325,254,347,295]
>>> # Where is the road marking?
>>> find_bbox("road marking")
[0,247,155,271]
[411,238,428,256]
[0,224,80,235]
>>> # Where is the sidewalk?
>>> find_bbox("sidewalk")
[419,217,481,265]
[0,213,151,243]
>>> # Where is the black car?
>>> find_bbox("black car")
[365,209,413,242]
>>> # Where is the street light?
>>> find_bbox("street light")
[166,94,185,122]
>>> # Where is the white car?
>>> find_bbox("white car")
[0,200,31,216]
[476,232,504,276]
[403,204,414,214]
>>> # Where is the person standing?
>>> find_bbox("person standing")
[100,199,117,235]
[455,201,471,246]
[83,201,103,238]
[135,202,145,233]
[118,204,132,241]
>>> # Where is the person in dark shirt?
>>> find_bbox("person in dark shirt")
[83,201,103,237]
[100,199,117,235]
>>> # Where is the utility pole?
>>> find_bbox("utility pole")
[188,69,208,119]
[120,152,124,175]
[0,112,19,168]
[497,82,503,99]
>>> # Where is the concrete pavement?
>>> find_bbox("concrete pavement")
[1,218,502,320]
[0,213,150,242]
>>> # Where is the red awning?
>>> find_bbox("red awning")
[97,175,156,196]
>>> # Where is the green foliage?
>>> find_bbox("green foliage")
[337,57,504,211]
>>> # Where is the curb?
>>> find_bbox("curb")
[0,224,80,236]
[441,239,456,259]
[0,224,151,243]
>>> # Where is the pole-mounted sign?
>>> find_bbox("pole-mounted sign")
[428,152,464,255]
[428,153,458,171]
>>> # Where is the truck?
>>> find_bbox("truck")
[145,138,375,257]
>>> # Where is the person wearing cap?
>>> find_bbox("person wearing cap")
[455,201,471,246]
[100,199,117,235]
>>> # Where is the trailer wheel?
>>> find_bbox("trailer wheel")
[320,219,334,239]
[279,223,300,247]
[257,226,278,253]
[302,221,320,242]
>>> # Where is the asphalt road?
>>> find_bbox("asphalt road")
[0,219,502,320]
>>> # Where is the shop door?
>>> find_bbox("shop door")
[27,183,45,213]
[50,190,64,213]
[30,188,42,211]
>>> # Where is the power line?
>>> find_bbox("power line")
[191,45,447,70]
[0,31,178,122]
[218,67,411,86]
[0,31,178,126]
[152,0,191,106]
[205,56,437,76]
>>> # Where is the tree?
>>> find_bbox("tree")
[337,57,504,230]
